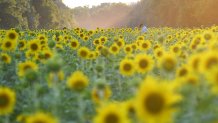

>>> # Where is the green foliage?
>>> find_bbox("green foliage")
[0,0,76,29]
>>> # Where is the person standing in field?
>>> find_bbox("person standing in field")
[140,24,148,33]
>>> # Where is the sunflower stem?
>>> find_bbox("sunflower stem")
[77,93,85,123]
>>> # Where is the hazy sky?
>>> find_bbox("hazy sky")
[62,0,140,8]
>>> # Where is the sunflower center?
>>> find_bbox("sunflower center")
[173,47,179,53]
[23,65,32,71]
[139,59,148,69]
[179,68,188,77]
[73,80,86,90]
[1,55,8,62]
[5,41,12,48]
[105,113,119,123]
[8,33,16,40]
[125,47,131,52]
[144,92,165,114]
[205,57,218,69]
[142,43,148,48]
[157,51,163,57]
[31,44,38,51]
[0,94,10,108]
[112,47,118,52]
[163,58,175,71]
[71,42,77,47]
[123,63,132,71]
[80,50,88,57]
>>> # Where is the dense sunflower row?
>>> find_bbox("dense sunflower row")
[0,26,218,123]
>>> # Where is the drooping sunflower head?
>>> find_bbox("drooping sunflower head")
[0,87,16,115]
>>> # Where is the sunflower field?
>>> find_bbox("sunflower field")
[0,26,218,123]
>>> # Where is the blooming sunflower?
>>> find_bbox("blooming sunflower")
[93,103,130,123]
[0,53,11,64]
[109,44,120,55]
[18,61,38,77]
[5,30,18,41]
[159,53,177,72]
[28,40,41,53]
[1,39,17,51]
[135,77,182,123]
[67,71,89,91]
[119,59,135,76]
[78,47,90,59]
[134,54,154,73]
[69,39,80,50]
[0,87,16,115]
[26,112,58,123]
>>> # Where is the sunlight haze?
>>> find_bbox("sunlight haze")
[62,0,140,8]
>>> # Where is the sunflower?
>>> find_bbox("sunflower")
[28,40,41,53]
[93,103,130,123]
[135,54,154,73]
[67,71,89,91]
[170,44,181,55]
[202,30,215,42]
[43,50,54,60]
[0,53,11,64]
[116,39,125,48]
[5,30,18,41]
[188,54,201,72]
[93,39,101,46]
[154,48,164,59]
[139,40,151,51]
[199,51,218,72]
[18,40,26,50]
[26,112,58,123]
[78,47,90,59]
[124,45,133,54]
[159,53,177,72]
[119,59,135,76]
[69,39,80,50]
[205,68,218,94]
[1,39,17,51]
[0,87,16,115]
[18,61,38,77]
[109,44,120,55]
[135,77,182,123]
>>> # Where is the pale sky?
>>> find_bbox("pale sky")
[62,0,140,8]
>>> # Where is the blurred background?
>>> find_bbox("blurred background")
[0,0,218,29]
